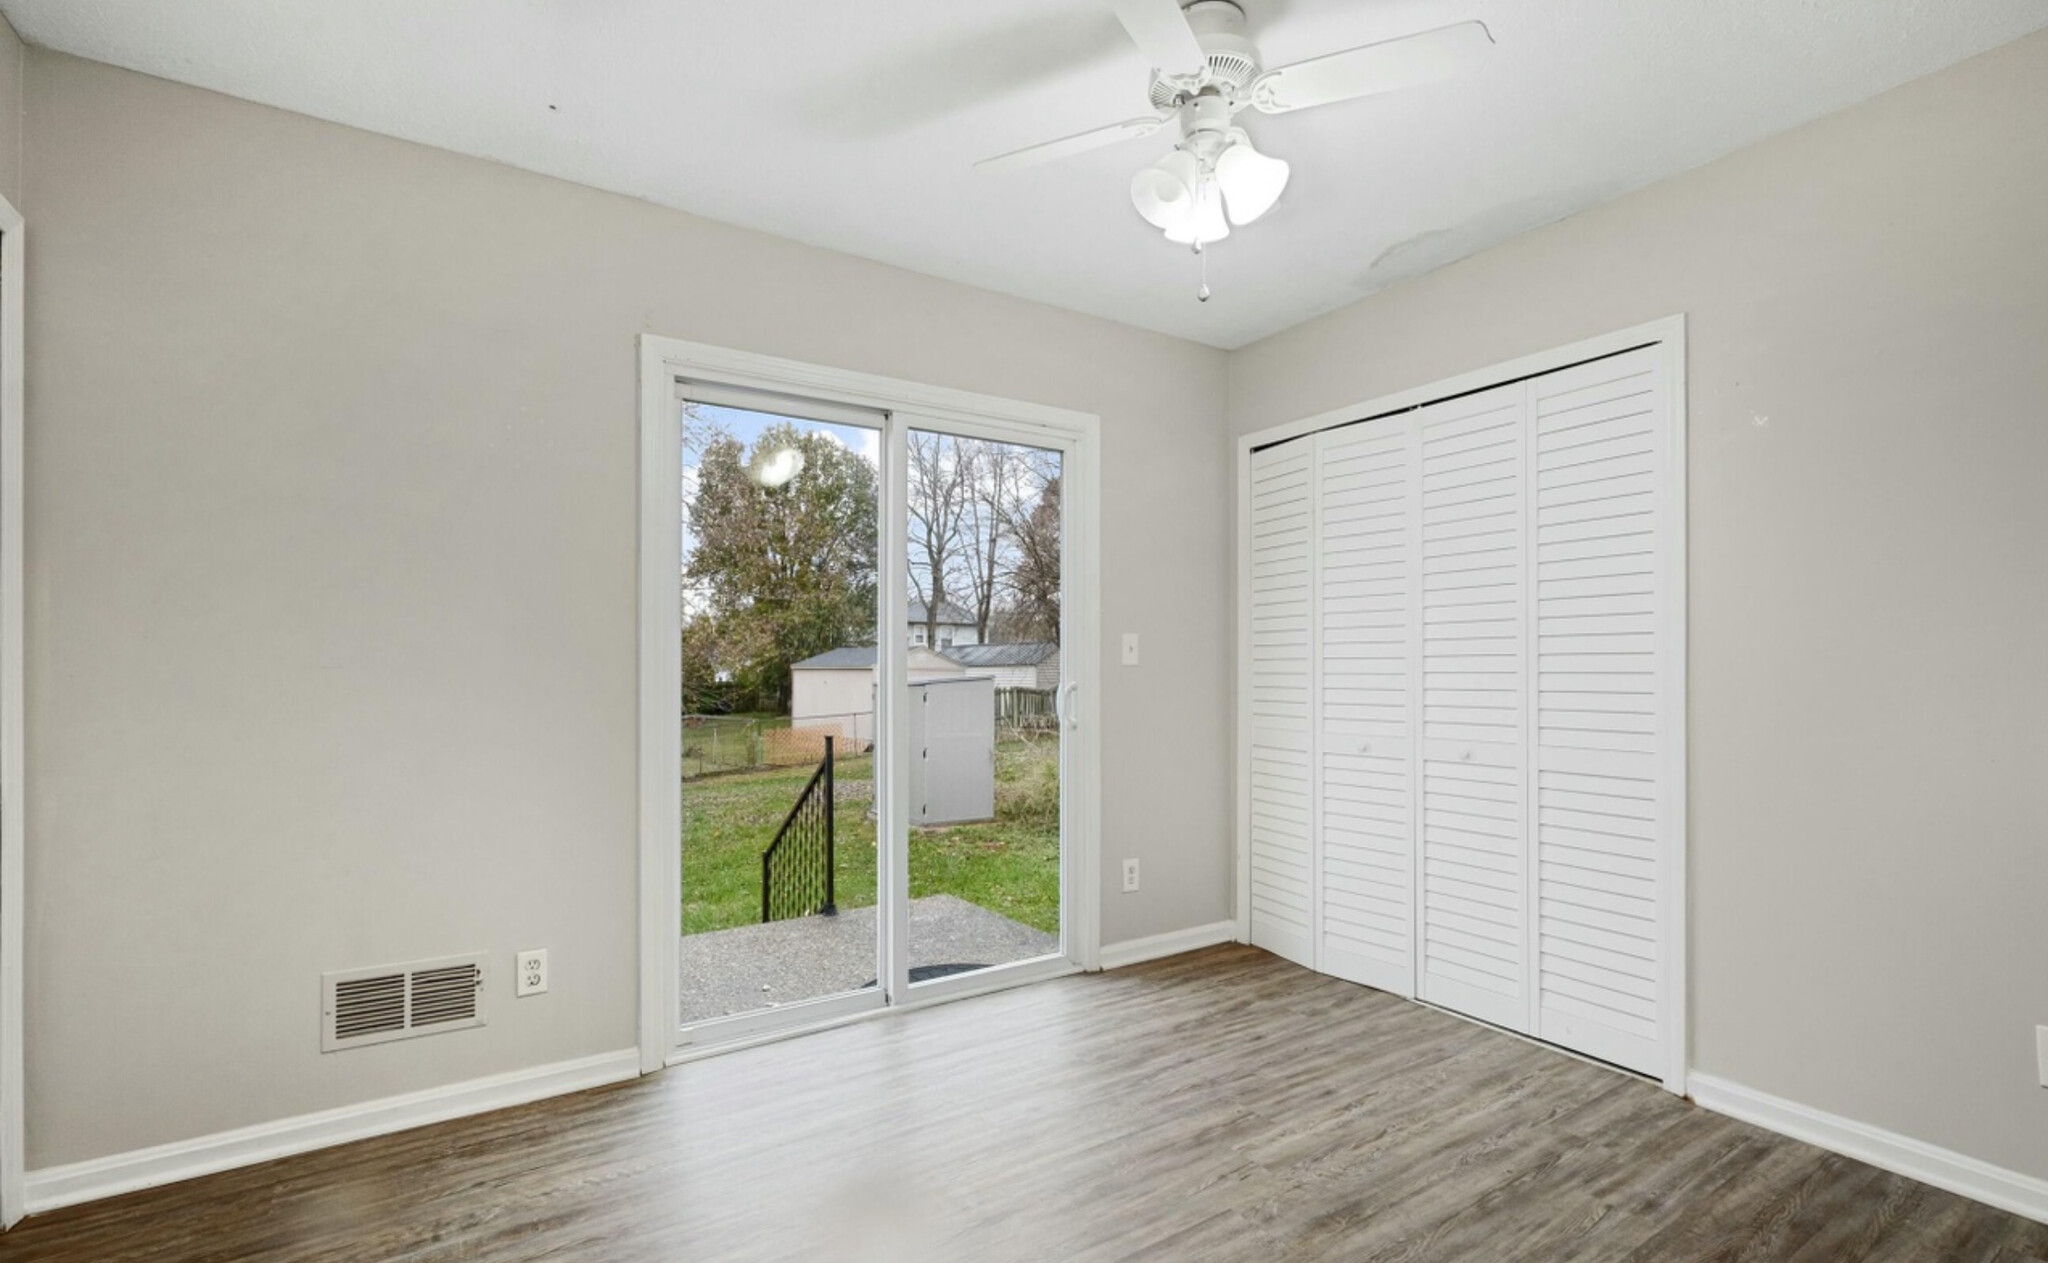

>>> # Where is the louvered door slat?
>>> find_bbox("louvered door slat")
[1416,384,1528,1032]
[1531,346,1670,1076]
[1248,438,1315,966]
[1315,420,1413,995]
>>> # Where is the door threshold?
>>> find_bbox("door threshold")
[666,955,1081,1067]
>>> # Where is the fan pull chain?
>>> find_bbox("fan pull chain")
[1195,240,1211,303]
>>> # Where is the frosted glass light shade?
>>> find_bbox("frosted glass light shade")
[1131,149,1203,232]
[1163,177,1230,245]
[1216,132,1290,225]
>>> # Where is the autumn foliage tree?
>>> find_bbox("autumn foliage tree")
[683,422,877,713]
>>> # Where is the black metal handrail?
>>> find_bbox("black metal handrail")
[761,735,836,922]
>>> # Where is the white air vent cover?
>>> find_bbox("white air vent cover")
[321,953,486,1052]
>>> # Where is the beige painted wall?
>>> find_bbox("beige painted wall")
[0,13,18,208]
[1230,30,2048,1180]
[19,50,1232,1168]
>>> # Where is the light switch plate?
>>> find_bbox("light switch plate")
[2037,1026,2048,1087]
[1121,633,1140,666]
[517,949,548,997]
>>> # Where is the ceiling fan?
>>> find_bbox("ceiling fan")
[978,0,1493,260]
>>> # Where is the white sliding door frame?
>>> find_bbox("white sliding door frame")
[1234,315,1688,1094]
[0,196,25,1228]
[637,336,1102,1072]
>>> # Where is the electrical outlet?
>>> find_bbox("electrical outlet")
[2037,1026,2048,1087]
[1121,633,1141,666]
[516,949,548,997]
[1122,858,1140,893]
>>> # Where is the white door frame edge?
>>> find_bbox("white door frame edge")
[0,193,26,1229]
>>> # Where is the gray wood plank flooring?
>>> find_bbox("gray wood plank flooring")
[4,944,2043,1261]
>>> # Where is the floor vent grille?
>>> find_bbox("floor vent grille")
[322,953,486,1052]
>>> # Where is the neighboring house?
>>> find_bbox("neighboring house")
[907,598,979,648]
[942,642,1060,691]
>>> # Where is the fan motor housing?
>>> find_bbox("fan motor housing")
[1149,0,1262,110]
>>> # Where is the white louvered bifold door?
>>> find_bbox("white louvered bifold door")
[1246,437,1315,968]
[1241,333,1681,1085]
[1530,347,1673,1076]
[1314,420,1415,996]
[1415,382,1530,1033]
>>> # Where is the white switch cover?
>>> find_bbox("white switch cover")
[1122,858,1140,893]
[517,949,548,997]
[1121,633,1140,666]
[2037,1026,2048,1086]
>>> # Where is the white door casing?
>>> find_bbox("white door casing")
[0,198,25,1229]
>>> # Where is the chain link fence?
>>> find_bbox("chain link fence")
[682,713,871,781]
[684,691,1056,781]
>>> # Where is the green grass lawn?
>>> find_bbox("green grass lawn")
[681,736,1061,935]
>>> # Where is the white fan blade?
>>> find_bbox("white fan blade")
[1110,0,1207,77]
[975,115,1170,172]
[1252,20,1494,114]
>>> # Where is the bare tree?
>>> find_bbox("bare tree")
[956,439,1026,642]
[1004,465,1062,643]
[906,431,973,646]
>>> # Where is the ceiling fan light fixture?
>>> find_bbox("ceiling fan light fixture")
[1130,148,1202,231]
[976,2,1497,287]
[1215,129,1289,225]
[1162,175,1230,246]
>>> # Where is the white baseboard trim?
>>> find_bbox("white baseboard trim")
[1097,921,1240,971]
[24,1047,640,1215]
[1689,1072,2048,1226]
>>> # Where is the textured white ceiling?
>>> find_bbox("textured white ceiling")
[7,0,2045,348]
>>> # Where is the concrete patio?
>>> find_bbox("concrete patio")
[677,893,1059,1025]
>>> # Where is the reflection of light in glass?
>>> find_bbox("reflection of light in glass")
[750,446,805,489]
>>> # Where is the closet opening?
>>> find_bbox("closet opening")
[1236,319,1687,1092]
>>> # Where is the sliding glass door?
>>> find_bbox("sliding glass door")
[675,396,886,1035]
[899,427,1067,989]
[653,353,1094,1054]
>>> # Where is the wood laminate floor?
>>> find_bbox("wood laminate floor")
[5,945,2044,1262]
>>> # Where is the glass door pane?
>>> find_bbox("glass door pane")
[677,401,884,1027]
[902,429,1065,982]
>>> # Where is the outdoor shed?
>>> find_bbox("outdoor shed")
[789,645,964,744]
[908,674,997,826]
